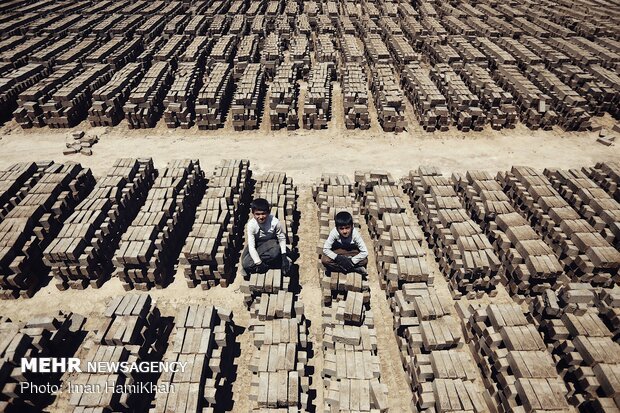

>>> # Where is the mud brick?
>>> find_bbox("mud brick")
[124,62,174,129]
[302,62,332,130]
[369,63,407,132]
[163,61,204,129]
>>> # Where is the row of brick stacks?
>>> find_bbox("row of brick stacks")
[341,63,369,130]
[70,294,170,412]
[0,162,47,223]
[458,64,518,130]
[459,302,572,412]
[453,170,565,302]
[303,62,333,130]
[0,162,94,299]
[355,171,485,412]
[151,304,236,412]
[124,61,174,129]
[269,64,299,130]
[404,167,501,299]
[195,62,234,130]
[430,63,485,132]
[313,174,389,411]
[241,173,311,410]
[400,63,449,132]
[163,60,204,129]
[88,62,148,127]
[231,63,265,131]
[44,158,155,290]
[182,160,251,289]
[502,167,620,285]
[0,311,86,412]
[113,160,205,290]
[0,63,50,121]
[586,162,620,203]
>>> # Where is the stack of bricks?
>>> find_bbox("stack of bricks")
[152,304,236,411]
[501,166,620,284]
[340,34,365,65]
[14,63,83,128]
[113,160,205,290]
[231,63,265,131]
[182,160,252,289]
[183,15,208,36]
[163,61,204,129]
[269,64,299,130]
[315,34,338,73]
[164,15,190,38]
[44,64,113,128]
[228,14,247,36]
[461,303,571,413]
[0,311,86,412]
[0,63,49,119]
[312,174,368,305]
[290,34,311,80]
[363,33,392,65]
[404,167,501,299]
[355,171,430,294]
[124,62,174,129]
[105,39,143,70]
[545,168,620,249]
[56,38,100,65]
[453,170,564,301]
[0,162,95,298]
[493,65,557,130]
[553,64,617,117]
[71,294,168,412]
[495,37,544,68]
[0,162,47,221]
[474,37,517,69]
[206,35,237,69]
[388,33,419,71]
[587,64,620,118]
[449,36,488,67]
[153,34,189,66]
[530,285,620,410]
[195,63,233,130]
[400,63,450,132]
[459,64,517,129]
[303,62,333,130]
[313,174,390,412]
[260,33,282,80]
[547,37,600,66]
[233,34,259,80]
[85,37,126,66]
[341,63,370,130]
[572,37,619,70]
[423,37,462,70]
[44,158,155,290]
[520,36,571,69]
[430,64,485,132]
[89,63,148,127]
[522,65,591,131]
[369,63,407,132]
[585,162,620,202]
[179,36,212,63]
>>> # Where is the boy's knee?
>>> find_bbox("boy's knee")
[321,254,331,265]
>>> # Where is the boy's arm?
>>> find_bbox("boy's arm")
[275,220,287,254]
[322,229,338,260]
[247,220,262,264]
[350,229,368,264]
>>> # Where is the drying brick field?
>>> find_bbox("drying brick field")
[0,0,620,413]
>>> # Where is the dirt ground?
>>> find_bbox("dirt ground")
[0,108,618,412]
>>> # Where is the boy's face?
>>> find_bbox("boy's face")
[337,225,352,238]
[253,209,268,224]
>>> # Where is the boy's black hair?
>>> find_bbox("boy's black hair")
[335,211,353,227]
[251,198,270,212]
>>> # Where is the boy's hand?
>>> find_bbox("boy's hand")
[335,255,354,271]
[281,256,290,275]
[255,262,269,273]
